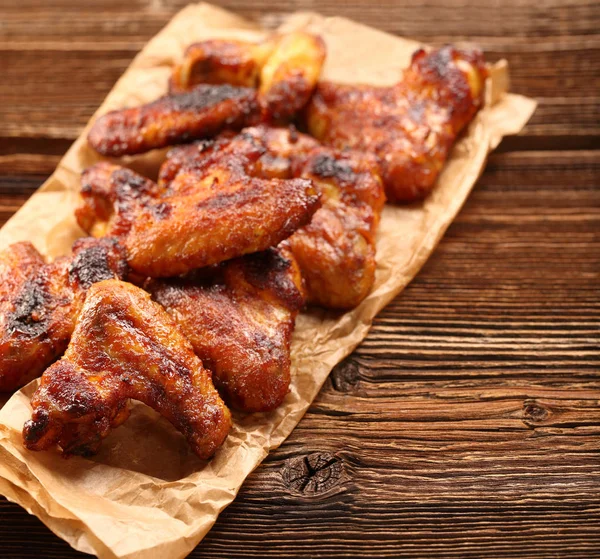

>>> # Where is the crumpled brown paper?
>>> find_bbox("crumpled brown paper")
[0,4,536,558]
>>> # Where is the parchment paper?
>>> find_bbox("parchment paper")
[0,4,537,558]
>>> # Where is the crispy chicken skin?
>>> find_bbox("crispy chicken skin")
[23,279,231,459]
[305,45,487,202]
[87,84,258,157]
[0,238,128,392]
[149,246,304,412]
[77,137,321,277]
[170,32,326,121]
[76,162,163,238]
[158,125,385,309]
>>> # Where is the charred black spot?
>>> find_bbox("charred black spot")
[244,248,291,287]
[422,45,454,80]
[168,84,255,111]
[7,278,49,337]
[310,153,355,182]
[242,249,304,310]
[112,168,157,200]
[69,240,127,289]
[197,187,254,210]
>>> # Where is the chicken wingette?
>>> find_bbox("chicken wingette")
[88,32,325,157]
[305,45,487,202]
[88,84,258,157]
[76,134,321,277]
[149,246,304,412]
[23,279,231,459]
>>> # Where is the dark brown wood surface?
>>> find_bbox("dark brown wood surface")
[0,1,599,557]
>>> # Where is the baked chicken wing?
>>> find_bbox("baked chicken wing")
[149,246,304,412]
[289,147,386,309]
[0,238,128,393]
[23,279,231,459]
[305,45,487,202]
[76,135,321,277]
[170,32,326,121]
[87,32,325,157]
[159,126,385,309]
[158,125,384,308]
[88,84,258,157]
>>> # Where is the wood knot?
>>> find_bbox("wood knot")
[330,358,361,392]
[281,452,344,496]
[522,400,551,425]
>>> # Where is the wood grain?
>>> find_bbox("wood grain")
[1,2,599,150]
[0,1,599,558]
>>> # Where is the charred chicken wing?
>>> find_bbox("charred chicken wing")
[77,136,321,277]
[158,125,385,309]
[149,246,304,412]
[171,32,326,121]
[23,279,231,459]
[289,147,385,309]
[0,238,128,392]
[88,84,258,157]
[87,32,325,157]
[305,45,487,202]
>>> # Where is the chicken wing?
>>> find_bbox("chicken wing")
[23,279,231,459]
[76,136,321,277]
[170,32,326,122]
[88,84,258,157]
[158,125,385,309]
[257,32,326,121]
[149,246,304,412]
[305,45,487,202]
[289,147,386,309]
[87,33,325,157]
[0,237,128,392]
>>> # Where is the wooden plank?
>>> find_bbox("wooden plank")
[0,149,598,557]
[0,2,598,151]
[0,1,598,38]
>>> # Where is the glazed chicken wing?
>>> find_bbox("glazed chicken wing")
[289,147,386,309]
[170,32,326,121]
[87,33,325,157]
[77,135,321,277]
[158,125,385,309]
[149,246,304,412]
[0,238,128,393]
[169,39,273,91]
[305,45,487,202]
[23,279,231,459]
[88,84,258,157]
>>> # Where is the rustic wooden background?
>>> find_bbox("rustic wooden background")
[1,1,599,557]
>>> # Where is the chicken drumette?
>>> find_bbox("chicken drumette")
[148,246,304,412]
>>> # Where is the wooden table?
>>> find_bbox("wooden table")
[1,1,599,557]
